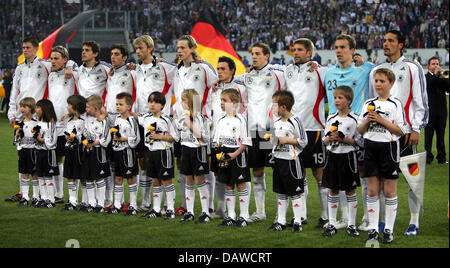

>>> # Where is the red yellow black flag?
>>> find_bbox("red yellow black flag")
[191,8,246,76]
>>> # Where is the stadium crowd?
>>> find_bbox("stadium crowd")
[1,0,449,69]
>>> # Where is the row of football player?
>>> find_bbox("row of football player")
[7,31,428,244]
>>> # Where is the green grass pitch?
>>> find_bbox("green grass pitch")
[0,110,448,248]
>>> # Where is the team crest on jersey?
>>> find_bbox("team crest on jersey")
[287,71,293,79]
[397,74,405,81]
[152,72,160,80]
[64,80,69,86]
[305,75,312,82]
[265,80,272,88]
[246,77,253,85]
[193,74,200,81]
[351,80,357,87]
[96,76,101,81]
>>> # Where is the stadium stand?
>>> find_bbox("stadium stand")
[0,0,448,69]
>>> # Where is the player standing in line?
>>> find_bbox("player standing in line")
[48,46,78,204]
[359,68,408,244]
[172,35,218,216]
[6,37,74,203]
[209,56,248,219]
[284,38,328,227]
[61,95,87,211]
[369,30,429,237]
[176,89,211,223]
[214,88,251,227]
[132,35,177,212]
[266,91,308,232]
[107,93,140,215]
[15,98,39,206]
[321,86,361,237]
[324,34,375,230]
[139,92,179,219]
[233,42,286,223]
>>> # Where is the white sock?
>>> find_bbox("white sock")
[226,189,236,220]
[178,171,186,208]
[385,197,398,232]
[292,193,302,224]
[408,188,420,227]
[361,178,368,221]
[246,181,252,203]
[185,184,195,214]
[164,184,176,211]
[253,175,266,215]
[346,193,358,227]
[238,188,249,220]
[153,186,163,213]
[379,190,386,222]
[328,194,339,227]
[205,171,215,211]
[45,177,55,203]
[367,195,380,231]
[139,171,150,207]
[276,193,288,225]
[114,184,124,209]
[18,173,22,194]
[318,181,328,220]
[54,163,64,198]
[32,179,40,199]
[300,179,309,220]
[96,179,106,207]
[20,177,30,201]
[339,190,348,221]
[86,182,97,207]
[38,177,47,201]
[215,181,226,214]
[68,181,77,206]
[197,182,210,214]
[105,171,114,202]
[128,183,138,208]
[81,181,87,205]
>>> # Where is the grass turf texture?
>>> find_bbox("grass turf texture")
[0,110,448,248]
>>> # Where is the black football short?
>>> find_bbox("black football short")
[363,139,400,179]
[248,130,273,168]
[216,147,251,186]
[147,149,175,181]
[272,157,305,196]
[63,145,85,180]
[18,148,36,174]
[180,146,209,176]
[36,149,59,177]
[322,151,360,191]
[113,148,138,178]
[300,131,326,168]
[84,146,111,180]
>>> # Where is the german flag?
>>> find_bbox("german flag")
[191,8,246,76]
[17,10,98,65]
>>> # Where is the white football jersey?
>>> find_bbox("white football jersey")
[175,113,210,148]
[48,68,77,136]
[15,119,38,150]
[76,61,111,99]
[234,64,286,132]
[358,96,408,142]
[213,113,252,149]
[272,116,308,160]
[110,116,140,151]
[323,112,360,153]
[285,62,327,131]
[133,61,177,117]
[105,65,136,114]
[139,113,179,151]
[64,117,85,147]
[172,62,218,119]
[35,121,58,150]
[209,80,247,135]
[84,115,111,148]
[369,56,428,133]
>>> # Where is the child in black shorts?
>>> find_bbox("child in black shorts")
[267,91,308,233]
[139,92,179,220]
[213,89,252,227]
[358,68,407,244]
[322,86,361,237]
[176,89,211,223]
[15,97,39,206]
